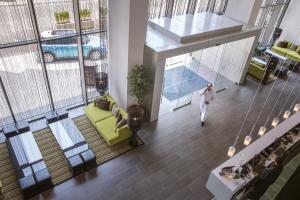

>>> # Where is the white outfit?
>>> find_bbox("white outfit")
[200,88,214,122]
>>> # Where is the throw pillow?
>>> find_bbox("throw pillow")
[94,96,107,107]
[277,41,288,48]
[95,98,110,111]
[289,44,298,51]
[116,118,127,129]
[116,114,122,125]
[112,104,120,117]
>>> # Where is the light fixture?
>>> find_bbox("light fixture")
[227,146,236,157]
[243,136,252,145]
[283,110,291,119]
[293,103,300,112]
[272,118,280,127]
[258,126,267,136]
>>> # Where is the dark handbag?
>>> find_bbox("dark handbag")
[205,101,209,104]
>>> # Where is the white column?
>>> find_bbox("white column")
[108,0,149,108]
[225,0,262,25]
[279,0,300,43]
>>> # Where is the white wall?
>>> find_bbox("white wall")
[279,0,300,44]
[225,0,262,25]
[108,0,148,108]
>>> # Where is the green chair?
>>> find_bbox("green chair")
[248,59,267,81]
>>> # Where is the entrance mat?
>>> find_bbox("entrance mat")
[0,115,143,200]
[163,65,210,101]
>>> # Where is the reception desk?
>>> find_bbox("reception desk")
[206,111,300,200]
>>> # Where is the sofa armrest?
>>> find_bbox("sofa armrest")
[117,125,129,134]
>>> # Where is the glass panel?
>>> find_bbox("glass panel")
[79,0,108,33]
[33,0,77,38]
[0,44,52,121]
[174,53,200,109]
[81,32,108,99]
[214,37,256,91]
[41,37,84,109]
[255,0,290,47]
[0,0,36,44]
[0,86,14,127]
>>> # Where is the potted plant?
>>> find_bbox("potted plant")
[80,9,92,21]
[128,65,151,108]
[127,65,151,147]
[55,10,70,24]
[80,9,94,30]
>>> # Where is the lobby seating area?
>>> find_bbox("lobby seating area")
[0,0,300,199]
[0,104,140,199]
[272,41,300,63]
[5,124,52,198]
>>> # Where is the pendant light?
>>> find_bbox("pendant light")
[283,110,291,119]
[271,117,280,127]
[243,136,252,145]
[294,103,300,112]
[258,126,267,136]
[227,146,236,157]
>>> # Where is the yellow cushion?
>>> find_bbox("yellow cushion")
[95,115,131,145]
[286,51,300,62]
[271,46,291,56]
[84,104,112,126]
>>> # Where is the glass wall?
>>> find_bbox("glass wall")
[255,0,290,47]
[159,37,255,115]
[0,45,52,121]
[0,0,108,127]
[148,0,228,19]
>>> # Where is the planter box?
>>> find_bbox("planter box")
[56,22,75,30]
[81,20,94,30]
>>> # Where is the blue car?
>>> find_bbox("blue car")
[41,29,106,63]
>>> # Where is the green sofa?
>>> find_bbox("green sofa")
[271,42,300,62]
[84,95,132,145]
[248,59,266,81]
[0,179,2,194]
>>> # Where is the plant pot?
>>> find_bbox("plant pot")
[56,22,75,30]
[81,20,94,30]
[127,105,144,147]
[128,105,144,130]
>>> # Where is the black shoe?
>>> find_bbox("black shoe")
[201,122,204,126]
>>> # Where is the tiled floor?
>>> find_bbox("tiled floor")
[25,70,300,199]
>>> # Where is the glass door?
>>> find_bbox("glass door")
[174,52,201,109]
[214,37,255,92]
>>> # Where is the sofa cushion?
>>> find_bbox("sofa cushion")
[95,115,131,145]
[84,104,113,126]
[286,51,300,62]
[271,46,291,56]
[96,116,120,145]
